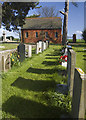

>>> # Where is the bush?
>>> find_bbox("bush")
[82,29,86,43]
[10,51,20,67]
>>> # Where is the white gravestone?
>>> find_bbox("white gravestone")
[36,42,39,54]
[39,41,42,53]
[28,45,32,57]
[44,41,46,50]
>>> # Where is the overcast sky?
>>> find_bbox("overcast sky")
[0,1,84,39]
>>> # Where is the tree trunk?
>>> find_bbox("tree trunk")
[62,0,69,45]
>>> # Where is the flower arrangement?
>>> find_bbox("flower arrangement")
[10,51,20,67]
[59,55,68,63]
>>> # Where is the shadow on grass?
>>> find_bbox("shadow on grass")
[45,57,59,60]
[11,77,56,92]
[2,96,69,119]
[27,67,67,76]
[27,67,57,74]
[71,44,86,48]
[42,61,59,66]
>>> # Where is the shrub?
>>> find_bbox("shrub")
[10,51,20,67]
[82,29,86,43]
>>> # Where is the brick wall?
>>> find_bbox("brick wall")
[21,29,62,44]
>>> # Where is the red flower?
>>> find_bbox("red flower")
[59,55,68,63]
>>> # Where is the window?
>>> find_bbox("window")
[55,32,58,38]
[25,32,28,38]
[36,32,38,38]
[45,32,48,38]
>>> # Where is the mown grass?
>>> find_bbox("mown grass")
[0,43,19,51]
[70,42,86,73]
[2,45,71,119]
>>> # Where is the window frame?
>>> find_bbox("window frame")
[45,32,48,38]
[25,32,28,38]
[36,32,38,38]
[55,32,58,38]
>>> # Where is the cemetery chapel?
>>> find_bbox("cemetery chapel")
[21,17,62,44]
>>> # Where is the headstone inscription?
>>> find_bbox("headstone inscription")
[17,43,25,62]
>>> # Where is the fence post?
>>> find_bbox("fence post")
[28,45,32,57]
[71,68,86,119]
[67,49,76,97]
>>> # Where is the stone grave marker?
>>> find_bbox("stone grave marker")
[44,41,46,50]
[17,43,25,62]
[36,42,39,54]
[67,49,76,97]
[38,41,42,53]
[71,68,86,119]
[28,45,32,57]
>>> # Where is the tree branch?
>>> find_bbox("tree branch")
[59,11,65,15]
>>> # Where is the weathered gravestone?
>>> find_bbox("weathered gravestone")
[44,41,46,50]
[71,68,86,119]
[36,42,39,54]
[17,43,25,62]
[67,49,76,97]
[42,41,44,52]
[28,45,32,57]
[46,40,48,48]
[38,41,42,53]
[73,34,76,43]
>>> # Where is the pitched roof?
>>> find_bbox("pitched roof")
[22,17,62,30]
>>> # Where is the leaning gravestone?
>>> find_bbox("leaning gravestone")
[17,43,25,62]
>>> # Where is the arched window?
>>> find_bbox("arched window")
[55,32,58,38]
[36,32,38,38]
[45,32,48,38]
[25,32,28,38]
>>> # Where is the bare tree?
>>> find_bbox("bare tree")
[60,0,78,45]
[37,6,58,17]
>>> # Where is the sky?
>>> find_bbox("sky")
[0,1,85,39]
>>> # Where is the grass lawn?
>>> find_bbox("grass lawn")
[0,43,19,51]
[70,42,86,73]
[2,45,71,119]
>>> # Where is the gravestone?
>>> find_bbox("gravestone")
[71,68,86,119]
[38,41,42,53]
[36,42,39,54]
[67,49,76,97]
[44,41,46,50]
[46,41,48,48]
[17,43,25,62]
[28,45,32,57]
[73,34,76,43]
[3,31,6,42]
[42,41,44,52]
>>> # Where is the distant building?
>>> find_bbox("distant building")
[21,17,62,44]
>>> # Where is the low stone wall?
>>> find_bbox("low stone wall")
[0,49,17,72]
